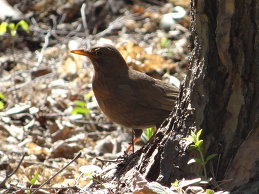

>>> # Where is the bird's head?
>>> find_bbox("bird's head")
[71,45,128,74]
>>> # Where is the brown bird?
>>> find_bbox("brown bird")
[71,45,179,150]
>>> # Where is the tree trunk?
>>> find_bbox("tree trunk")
[116,0,259,192]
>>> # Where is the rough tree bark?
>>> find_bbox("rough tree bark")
[116,0,259,192]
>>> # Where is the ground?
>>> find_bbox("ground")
[0,0,194,193]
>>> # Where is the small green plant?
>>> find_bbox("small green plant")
[80,165,106,189]
[141,127,154,143]
[71,92,93,116]
[206,189,215,194]
[0,93,6,110]
[27,171,39,194]
[0,20,29,61]
[30,171,39,185]
[83,92,92,100]
[185,129,217,179]
[160,37,171,48]
[171,179,179,187]
[0,20,29,37]
[171,179,181,192]
[71,100,90,115]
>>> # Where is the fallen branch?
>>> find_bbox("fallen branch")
[31,152,82,194]
[0,152,26,188]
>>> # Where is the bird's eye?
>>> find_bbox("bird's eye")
[96,51,103,56]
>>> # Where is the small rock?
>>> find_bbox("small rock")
[95,136,114,154]
[0,0,23,20]
[51,141,82,158]
[172,6,186,20]
[160,13,176,31]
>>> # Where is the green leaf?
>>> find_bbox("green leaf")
[0,22,8,35]
[84,171,94,179]
[84,92,93,100]
[205,154,217,164]
[16,20,29,32]
[8,23,16,36]
[99,184,106,189]
[71,107,90,115]
[0,101,4,110]
[190,130,196,139]
[30,172,39,185]
[196,129,203,140]
[145,128,154,138]
[141,128,154,142]
[206,189,215,194]
[195,140,203,147]
[0,93,5,100]
[160,37,170,48]
[74,100,86,107]
[171,179,179,187]
[194,158,204,165]
[189,144,197,150]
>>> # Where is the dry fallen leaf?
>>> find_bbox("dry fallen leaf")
[118,42,176,72]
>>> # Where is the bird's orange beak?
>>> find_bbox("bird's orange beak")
[70,50,90,57]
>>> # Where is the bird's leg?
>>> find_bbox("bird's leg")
[125,129,134,154]
[125,128,142,153]
[126,126,161,153]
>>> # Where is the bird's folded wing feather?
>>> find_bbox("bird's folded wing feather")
[118,70,179,111]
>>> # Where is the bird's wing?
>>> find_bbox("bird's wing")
[118,70,179,111]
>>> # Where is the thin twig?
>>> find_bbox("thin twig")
[31,152,81,194]
[96,157,124,163]
[95,16,129,39]
[96,158,118,163]
[18,186,79,191]
[6,71,55,92]
[30,26,87,37]
[80,3,88,37]
[0,152,26,188]
[36,31,51,67]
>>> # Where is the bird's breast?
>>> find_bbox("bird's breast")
[92,77,136,127]
[92,77,120,110]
